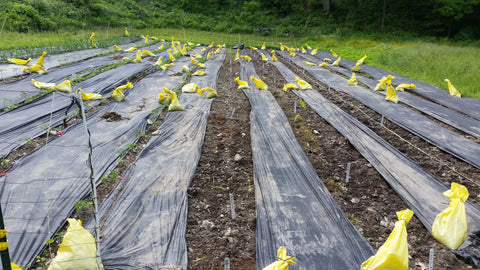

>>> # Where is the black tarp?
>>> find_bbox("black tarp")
[238,54,374,269]
[0,43,169,158]
[0,46,189,269]
[268,57,480,265]
[0,42,161,110]
[84,48,225,269]
[0,39,141,81]
[298,53,480,140]
[313,50,480,121]
[280,51,480,170]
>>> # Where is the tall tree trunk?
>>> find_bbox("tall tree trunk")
[381,0,386,32]
[323,0,331,13]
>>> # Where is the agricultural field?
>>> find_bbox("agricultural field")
[0,32,479,270]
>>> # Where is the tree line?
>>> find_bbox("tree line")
[1,0,479,40]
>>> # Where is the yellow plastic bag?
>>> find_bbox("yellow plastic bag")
[192,70,206,76]
[396,83,416,92]
[182,83,199,93]
[444,79,462,97]
[159,63,174,71]
[48,219,103,270]
[357,54,368,65]
[282,83,298,91]
[234,77,250,90]
[303,61,316,66]
[352,62,361,71]
[271,51,278,62]
[112,82,133,102]
[8,58,31,65]
[55,80,72,94]
[385,84,399,103]
[124,47,136,53]
[330,49,338,57]
[347,73,358,86]
[294,76,313,90]
[76,88,103,101]
[132,50,142,63]
[262,246,296,270]
[198,87,218,99]
[250,76,268,91]
[31,79,56,91]
[261,53,269,62]
[331,56,341,66]
[11,263,22,270]
[361,209,414,270]
[432,182,468,250]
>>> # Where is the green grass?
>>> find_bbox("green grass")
[305,37,480,99]
[0,27,139,60]
[1,27,478,98]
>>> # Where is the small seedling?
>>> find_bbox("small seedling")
[40,123,52,131]
[294,114,300,122]
[210,175,225,191]
[135,128,146,138]
[193,256,206,262]
[20,137,33,145]
[348,213,359,225]
[101,170,121,183]
[0,155,7,167]
[45,231,66,245]
[74,199,92,212]
[299,100,306,108]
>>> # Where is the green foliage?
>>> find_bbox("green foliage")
[299,100,306,109]
[74,199,92,212]
[1,0,478,39]
[101,170,121,183]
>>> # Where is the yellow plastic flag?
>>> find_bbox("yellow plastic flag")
[432,182,468,250]
[361,209,414,270]
[262,246,296,270]
[48,219,104,270]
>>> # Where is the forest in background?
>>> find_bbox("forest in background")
[1,0,480,42]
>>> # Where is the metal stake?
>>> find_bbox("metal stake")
[230,193,236,220]
[0,204,12,270]
[345,162,351,183]
[78,94,102,269]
